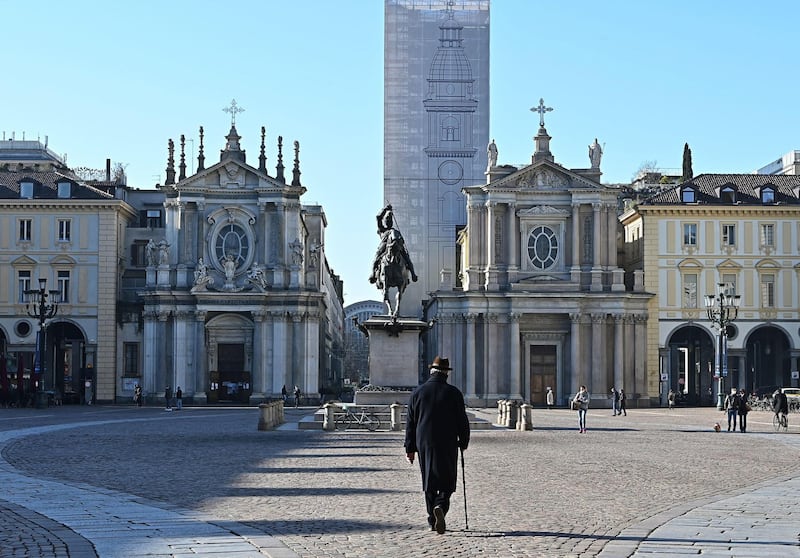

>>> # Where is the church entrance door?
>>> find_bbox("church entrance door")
[530,345,557,405]
[217,343,248,403]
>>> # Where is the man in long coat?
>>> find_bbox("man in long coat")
[405,356,470,534]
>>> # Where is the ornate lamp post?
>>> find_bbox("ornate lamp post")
[25,277,59,408]
[704,282,741,410]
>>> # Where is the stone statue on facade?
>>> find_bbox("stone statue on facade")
[223,254,236,282]
[193,257,214,290]
[308,240,322,269]
[146,238,158,267]
[290,238,304,266]
[247,261,269,289]
[369,204,418,317]
[487,139,498,171]
[157,239,170,266]
[589,138,603,169]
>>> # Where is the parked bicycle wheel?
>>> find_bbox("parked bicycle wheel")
[335,414,352,430]
[364,413,381,431]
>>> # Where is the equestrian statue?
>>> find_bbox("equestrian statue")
[369,204,418,317]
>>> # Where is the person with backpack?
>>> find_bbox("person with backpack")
[723,388,740,431]
[294,385,301,408]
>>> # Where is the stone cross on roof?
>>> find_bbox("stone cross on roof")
[531,98,553,128]
[223,99,245,126]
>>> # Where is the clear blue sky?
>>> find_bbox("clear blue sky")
[2,1,798,306]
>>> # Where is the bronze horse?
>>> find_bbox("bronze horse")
[378,228,412,317]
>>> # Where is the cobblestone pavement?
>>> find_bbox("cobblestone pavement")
[1,405,799,557]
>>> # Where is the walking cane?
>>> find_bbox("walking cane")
[460,447,469,530]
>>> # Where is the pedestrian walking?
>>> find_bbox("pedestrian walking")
[405,356,470,535]
[281,385,288,402]
[175,386,183,410]
[165,385,172,411]
[546,387,554,410]
[724,388,739,431]
[773,389,789,428]
[618,389,627,416]
[737,389,749,432]
[294,385,301,408]
[572,385,590,433]
[668,389,676,410]
[134,385,143,407]
[610,387,619,415]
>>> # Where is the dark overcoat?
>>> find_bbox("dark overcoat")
[404,372,470,493]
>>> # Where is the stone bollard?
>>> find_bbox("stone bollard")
[505,400,518,429]
[323,402,336,431]
[497,399,505,426]
[517,403,533,431]
[390,403,403,431]
[258,400,286,431]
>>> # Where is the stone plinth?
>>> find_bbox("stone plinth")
[353,315,430,406]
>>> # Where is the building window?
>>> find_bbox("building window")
[20,181,33,199]
[720,186,736,203]
[19,219,32,242]
[683,273,697,308]
[213,223,250,271]
[760,274,775,308]
[57,181,71,198]
[681,187,696,203]
[140,209,162,228]
[527,225,559,270]
[761,223,774,247]
[124,343,140,376]
[761,187,775,204]
[722,224,736,247]
[683,223,697,246]
[131,241,149,267]
[58,219,71,242]
[57,270,70,303]
[18,270,31,303]
[722,274,738,295]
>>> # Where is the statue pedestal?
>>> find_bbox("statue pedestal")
[157,265,170,287]
[354,316,430,406]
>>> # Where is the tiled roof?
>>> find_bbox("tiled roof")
[642,174,800,205]
[0,168,113,200]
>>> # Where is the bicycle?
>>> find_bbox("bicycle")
[335,405,381,431]
[773,412,788,432]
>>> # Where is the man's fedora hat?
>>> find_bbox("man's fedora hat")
[429,356,452,371]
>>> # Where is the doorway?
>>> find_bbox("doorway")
[530,345,557,405]
[217,343,249,403]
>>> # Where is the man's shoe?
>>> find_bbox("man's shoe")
[433,506,446,534]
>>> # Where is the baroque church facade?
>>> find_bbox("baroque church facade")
[428,111,653,407]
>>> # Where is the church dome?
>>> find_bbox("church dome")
[428,49,473,82]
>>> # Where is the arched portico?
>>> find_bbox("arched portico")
[205,313,254,403]
[745,325,792,395]
[666,325,715,405]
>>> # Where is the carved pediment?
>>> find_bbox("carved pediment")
[516,167,569,189]
[517,205,569,217]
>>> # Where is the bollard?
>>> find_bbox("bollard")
[258,403,270,431]
[497,399,505,426]
[258,401,286,431]
[390,402,403,431]
[323,402,336,431]
[505,400,518,428]
[517,403,533,431]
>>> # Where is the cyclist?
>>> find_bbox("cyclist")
[773,389,789,428]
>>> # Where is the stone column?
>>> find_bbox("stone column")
[606,203,617,269]
[634,315,647,399]
[591,203,603,291]
[304,310,320,395]
[272,311,288,393]
[624,315,635,392]
[251,309,266,400]
[466,202,483,290]
[507,202,518,274]
[509,313,521,399]
[485,202,499,290]
[571,203,581,270]
[157,311,170,392]
[290,311,304,389]
[173,310,189,397]
[194,311,207,402]
[465,313,477,402]
[591,313,605,396]
[143,310,158,395]
[486,313,499,398]
[613,314,624,390]
[570,312,582,398]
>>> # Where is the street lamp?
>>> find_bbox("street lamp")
[704,282,741,410]
[25,277,59,408]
